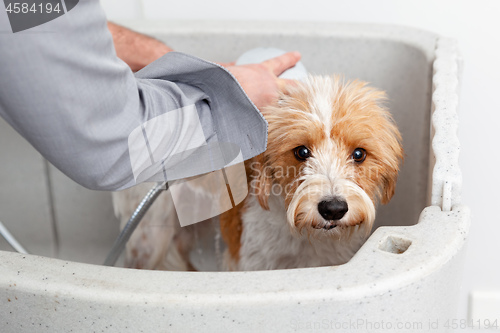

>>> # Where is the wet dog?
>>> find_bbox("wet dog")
[113,75,403,271]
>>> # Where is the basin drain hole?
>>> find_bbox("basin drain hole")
[379,235,412,254]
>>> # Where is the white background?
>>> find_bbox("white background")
[101,0,500,329]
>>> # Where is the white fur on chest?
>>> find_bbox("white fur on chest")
[236,194,366,271]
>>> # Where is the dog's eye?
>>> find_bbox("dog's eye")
[352,148,367,163]
[294,146,311,161]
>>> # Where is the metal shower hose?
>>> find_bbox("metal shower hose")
[103,181,168,266]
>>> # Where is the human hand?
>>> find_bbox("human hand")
[108,22,173,72]
[226,52,301,110]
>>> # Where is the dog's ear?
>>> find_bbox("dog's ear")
[248,155,272,210]
[380,144,404,205]
[381,173,397,204]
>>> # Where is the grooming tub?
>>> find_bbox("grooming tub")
[0,22,469,332]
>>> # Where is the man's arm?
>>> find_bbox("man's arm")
[0,1,299,191]
[107,22,173,72]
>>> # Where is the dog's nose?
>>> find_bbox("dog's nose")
[318,199,348,221]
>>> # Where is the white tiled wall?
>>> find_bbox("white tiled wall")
[0,118,120,265]
[0,119,55,257]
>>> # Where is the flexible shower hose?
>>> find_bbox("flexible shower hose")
[103,181,168,266]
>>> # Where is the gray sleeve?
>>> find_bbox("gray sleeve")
[0,1,267,191]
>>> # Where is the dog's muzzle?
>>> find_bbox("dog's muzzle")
[316,198,348,229]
